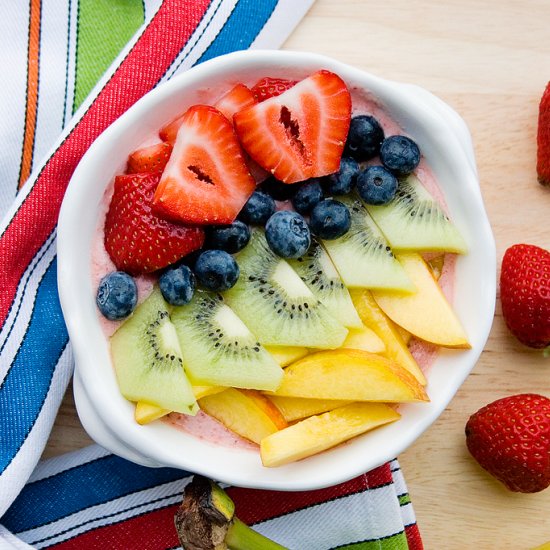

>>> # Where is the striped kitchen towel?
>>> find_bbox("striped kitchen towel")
[2,447,422,549]
[0,0,423,548]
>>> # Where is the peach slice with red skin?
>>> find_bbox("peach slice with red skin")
[268,349,428,403]
[199,388,287,444]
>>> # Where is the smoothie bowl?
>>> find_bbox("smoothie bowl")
[57,50,495,491]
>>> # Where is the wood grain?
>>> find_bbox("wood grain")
[44,1,550,548]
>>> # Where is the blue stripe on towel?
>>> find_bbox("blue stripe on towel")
[0,258,68,475]
[197,0,279,64]
[2,453,190,533]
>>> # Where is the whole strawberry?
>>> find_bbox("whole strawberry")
[537,81,550,186]
[465,394,550,493]
[104,173,204,275]
[500,244,550,349]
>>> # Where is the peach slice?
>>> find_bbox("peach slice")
[341,325,385,354]
[260,402,400,467]
[268,396,353,422]
[372,253,470,349]
[135,385,225,425]
[192,385,227,400]
[268,349,429,402]
[135,402,170,425]
[264,345,309,366]
[237,390,288,430]
[349,289,425,385]
[199,388,287,444]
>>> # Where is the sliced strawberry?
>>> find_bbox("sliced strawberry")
[212,84,269,183]
[153,105,256,225]
[127,142,173,174]
[104,173,204,275]
[214,83,257,122]
[159,115,184,145]
[251,77,298,102]
[234,70,351,184]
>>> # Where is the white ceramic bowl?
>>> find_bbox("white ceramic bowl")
[57,50,496,491]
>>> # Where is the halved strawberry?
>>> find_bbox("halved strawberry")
[214,83,257,122]
[127,142,173,174]
[159,115,184,145]
[213,84,269,183]
[153,105,256,225]
[251,77,298,102]
[104,173,204,275]
[234,70,351,184]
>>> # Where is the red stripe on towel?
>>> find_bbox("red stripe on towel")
[228,464,392,525]
[48,467,392,550]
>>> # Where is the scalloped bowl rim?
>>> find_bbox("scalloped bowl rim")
[57,50,496,491]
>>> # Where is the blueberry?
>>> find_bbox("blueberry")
[324,157,360,195]
[159,264,196,306]
[344,115,385,161]
[194,250,240,291]
[206,221,251,253]
[292,180,324,214]
[265,211,311,258]
[239,191,276,225]
[379,135,420,176]
[309,199,351,240]
[357,165,398,205]
[260,176,298,201]
[96,271,137,320]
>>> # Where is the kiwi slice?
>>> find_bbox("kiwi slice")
[364,174,467,253]
[223,230,348,349]
[110,287,198,415]
[287,238,362,328]
[321,195,415,291]
[171,290,284,391]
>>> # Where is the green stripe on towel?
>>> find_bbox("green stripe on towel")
[73,0,145,110]
[335,531,409,549]
[399,493,411,506]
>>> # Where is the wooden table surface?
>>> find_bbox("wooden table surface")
[44,1,550,548]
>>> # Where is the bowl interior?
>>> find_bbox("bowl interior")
[57,50,495,491]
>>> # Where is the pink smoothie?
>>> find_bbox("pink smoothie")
[166,410,258,450]
[91,78,457,449]
[92,185,156,338]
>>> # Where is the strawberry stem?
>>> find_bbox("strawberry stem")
[543,346,550,358]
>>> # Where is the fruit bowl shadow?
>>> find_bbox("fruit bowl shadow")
[57,50,496,491]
